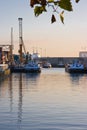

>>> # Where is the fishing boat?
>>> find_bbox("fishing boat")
[10,61,41,73]
[57,62,65,68]
[24,61,41,73]
[65,61,87,73]
[42,62,52,68]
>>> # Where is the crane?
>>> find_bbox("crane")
[20,37,26,55]
[18,18,27,63]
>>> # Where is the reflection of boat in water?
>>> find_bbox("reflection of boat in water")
[0,64,10,81]
[42,62,52,68]
[65,61,87,73]
[10,61,41,73]
[25,72,41,81]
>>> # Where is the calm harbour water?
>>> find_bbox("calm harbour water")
[0,68,87,130]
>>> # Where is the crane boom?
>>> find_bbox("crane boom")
[20,37,26,55]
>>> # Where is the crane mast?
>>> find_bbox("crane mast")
[18,18,26,63]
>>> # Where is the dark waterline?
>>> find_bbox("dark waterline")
[0,68,87,130]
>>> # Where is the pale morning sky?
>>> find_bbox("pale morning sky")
[0,0,87,57]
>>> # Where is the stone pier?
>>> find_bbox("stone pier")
[40,57,87,67]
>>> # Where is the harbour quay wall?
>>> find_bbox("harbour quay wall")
[40,57,87,67]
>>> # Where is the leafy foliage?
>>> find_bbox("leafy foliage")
[60,11,64,24]
[34,6,47,16]
[30,0,80,23]
[58,0,73,11]
[51,14,56,23]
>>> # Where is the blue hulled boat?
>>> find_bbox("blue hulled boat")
[65,61,87,73]
[10,61,41,73]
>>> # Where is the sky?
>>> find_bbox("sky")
[0,0,87,57]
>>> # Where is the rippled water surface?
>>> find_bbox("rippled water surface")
[0,68,87,130]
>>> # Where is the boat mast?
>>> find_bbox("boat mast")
[10,27,13,64]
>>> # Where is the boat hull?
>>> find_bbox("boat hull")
[10,66,25,73]
[65,66,87,73]
[23,65,41,73]
[10,66,41,73]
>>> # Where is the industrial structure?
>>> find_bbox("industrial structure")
[0,27,14,64]
[18,18,26,63]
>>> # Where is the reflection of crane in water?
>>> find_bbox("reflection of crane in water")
[18,18,27,63]
[18,73,23,124]
[8,74,23,129]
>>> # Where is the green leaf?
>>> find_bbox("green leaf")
[58,0,73,11]
[51,14,56,23]
[60,11,64,24]
[30,0,39,7]
[47,0,54,3]
[34,6,47,17]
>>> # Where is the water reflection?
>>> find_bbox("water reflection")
[8,73,40,129]
[9,74,13,113]
[18,73,23,124]
[0,77,10,97]
[25,73,40,80]
[8,74,23,128]
[1,69,87,130]
[69,73,86,85]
